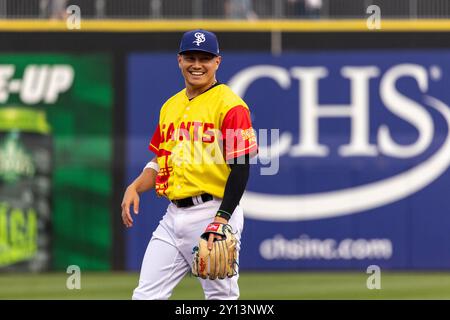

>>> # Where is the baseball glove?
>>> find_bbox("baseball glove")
[191,223,238,280]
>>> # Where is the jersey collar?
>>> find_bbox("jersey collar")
[187,81,221,101]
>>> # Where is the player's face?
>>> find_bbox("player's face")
[178,52,221,89]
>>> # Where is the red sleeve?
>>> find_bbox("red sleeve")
[148,124,160,155]
[221,105,258,161]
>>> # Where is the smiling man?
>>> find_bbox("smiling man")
[121,29,258,300]
[178,50,221,99]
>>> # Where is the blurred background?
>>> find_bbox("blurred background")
[1,0,450,19]
[1,0,450,299]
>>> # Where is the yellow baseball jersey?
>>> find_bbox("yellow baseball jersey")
[148,83,257,200]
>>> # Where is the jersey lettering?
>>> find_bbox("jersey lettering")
[148,84,257,200]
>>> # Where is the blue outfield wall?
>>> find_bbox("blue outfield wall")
[126,51,450,270]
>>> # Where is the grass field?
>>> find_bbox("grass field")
[1,271,450,300]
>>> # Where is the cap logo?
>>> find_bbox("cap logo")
[193,32,206,46]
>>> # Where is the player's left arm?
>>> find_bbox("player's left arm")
[206,155,250,249]
[215,154,250,221]
[206,105,257,249]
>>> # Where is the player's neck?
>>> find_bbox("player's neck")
[185,79,217,100]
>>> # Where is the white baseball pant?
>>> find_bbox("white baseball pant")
[132,198,244,300]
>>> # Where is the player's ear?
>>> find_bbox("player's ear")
[177,54,183,68]
[215,55,222,69]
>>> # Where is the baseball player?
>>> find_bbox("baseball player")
[121,29,258,300]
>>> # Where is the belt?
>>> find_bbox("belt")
[171,193,214,208]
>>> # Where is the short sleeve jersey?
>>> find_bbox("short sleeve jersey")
[149,83,257,200]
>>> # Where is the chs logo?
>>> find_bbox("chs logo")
[228,62,450,221]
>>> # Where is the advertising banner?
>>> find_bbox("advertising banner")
[127,51,450,270]
[0,54,113,271]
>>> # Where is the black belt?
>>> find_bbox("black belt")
[171,193,214,208]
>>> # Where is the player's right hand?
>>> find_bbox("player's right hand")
[121,186,140,228]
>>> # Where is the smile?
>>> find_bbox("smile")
[189,71,205,76]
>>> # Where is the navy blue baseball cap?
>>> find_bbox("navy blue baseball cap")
[178,29,220,56]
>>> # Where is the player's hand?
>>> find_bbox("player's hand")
[207,216,228,250]
[121,186,140,228]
